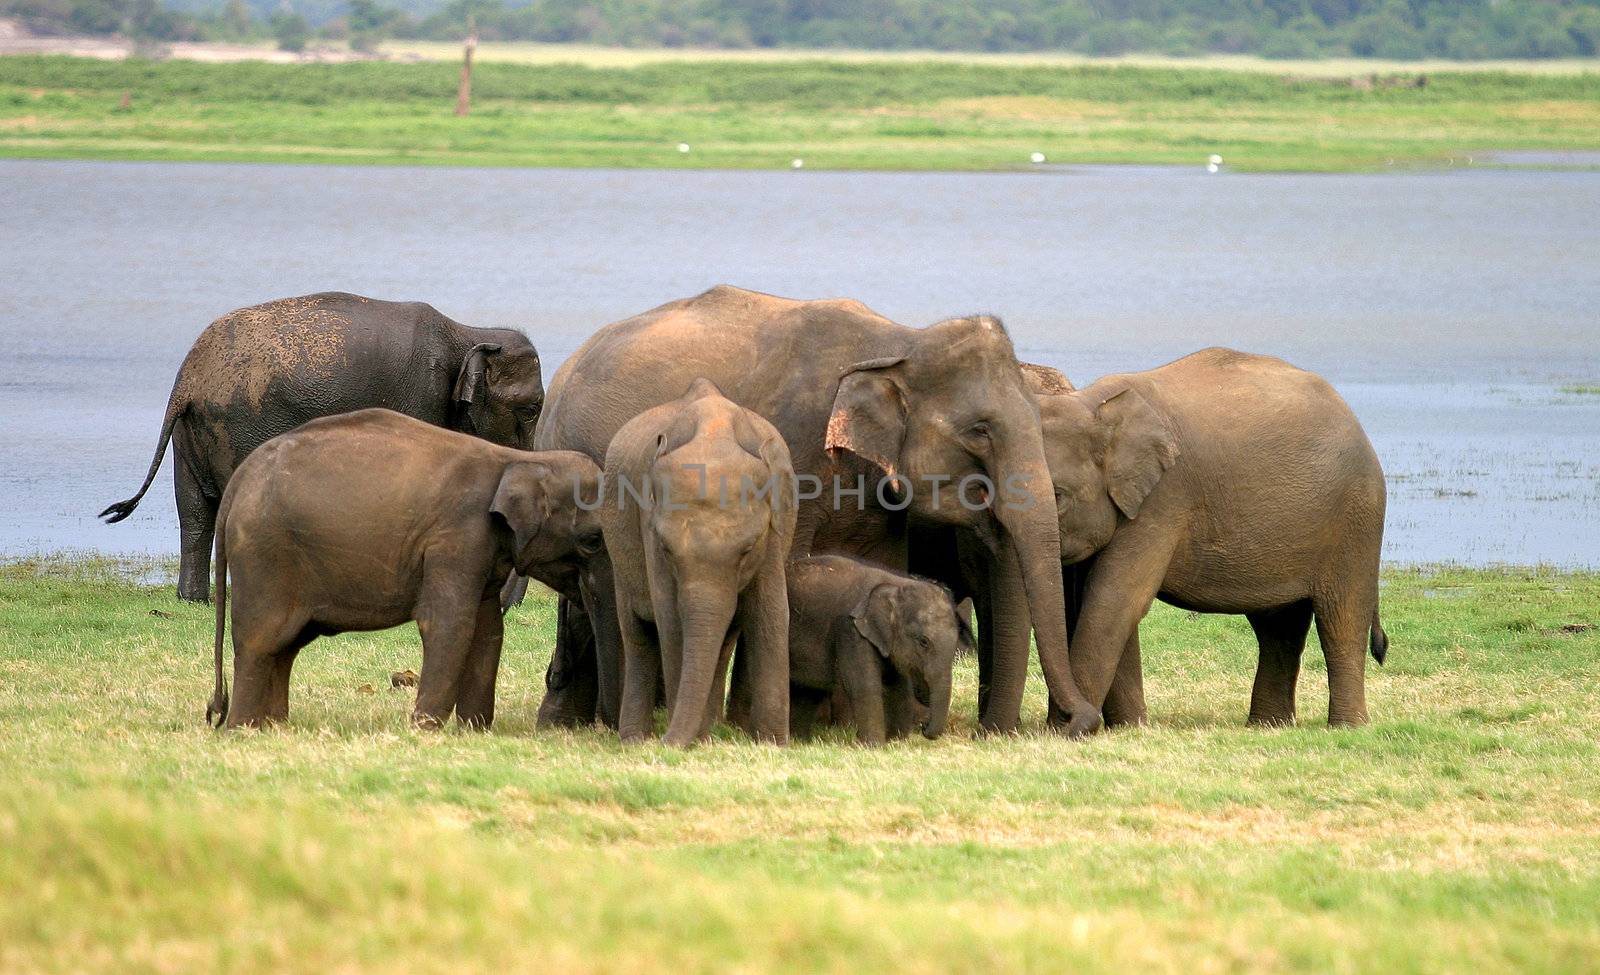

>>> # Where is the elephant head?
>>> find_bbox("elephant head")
[1036,384,1181,564]
[491,452,605,593]
[454,337,545,448]
[851,577,971,739]
[825,314,1100,734]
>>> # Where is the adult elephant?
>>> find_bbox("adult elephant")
[534,285,1101,737]
[101,292,545,602]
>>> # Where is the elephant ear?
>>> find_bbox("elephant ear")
[1097,388,1179,520]
[851,582,900,659]
[453,343,502,436]
[491,461,550,568]
[955,605,977,655]
[825,357,907,477]
[757,435,796,534]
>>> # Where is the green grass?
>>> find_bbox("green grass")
[1560,384,1600,396]
[2,55,1598,171]
[2,556,1599,972]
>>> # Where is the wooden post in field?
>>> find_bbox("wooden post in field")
[454,15,477,118]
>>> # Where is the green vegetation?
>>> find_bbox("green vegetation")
[1560,383,1600,395]
[2,556,1598,971]
[11,0,1600,59]
[3,55,1598,171]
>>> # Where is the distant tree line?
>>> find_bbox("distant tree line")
[6,0,1600,58]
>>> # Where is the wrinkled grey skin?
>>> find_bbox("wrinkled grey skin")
[205,409,600,731]
[601,379,797,747]
[782,555,969,745]
[535,285,1101,739]
[1036,348,1389,728]
[101,292,544,603]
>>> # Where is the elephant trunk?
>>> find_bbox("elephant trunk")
[921,669,951,739]
[996,452,1102,737]
[662,585,737,747]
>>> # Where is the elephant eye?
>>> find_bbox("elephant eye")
[961,421,993,449]
[576,529,604,556]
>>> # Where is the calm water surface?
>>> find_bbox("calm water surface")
[2,160,1597,565]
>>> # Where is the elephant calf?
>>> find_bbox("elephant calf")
[207,408,601,730]
[1035,347,1387,728]
[602,379,797,746]
[784,555,968,745]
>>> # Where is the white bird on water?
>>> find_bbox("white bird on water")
[1030,151,1046,164]
[791,158,804,169]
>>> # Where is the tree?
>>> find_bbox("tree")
[272,10,310,51]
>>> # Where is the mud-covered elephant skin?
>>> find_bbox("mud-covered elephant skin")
[601,379,797,746]
[205,409,600,731]
[102,292,546,602]
[1037,348,1388,728]
[782,555,968,745]
[536,285,1101,738]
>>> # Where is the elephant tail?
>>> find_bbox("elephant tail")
[206,493,231,727]
[100,394,187,524]
[1370,610,1388,666]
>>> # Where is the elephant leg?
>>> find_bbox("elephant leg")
[583,557,624,729]
[173,434,219,604]
[1069,542,1170,714]
[738,560,790,745]
[536,597,599,730]
[1312,592,1373,727]
[790,687,825,741]
[973,583,995,722]
[264,628,316,724]
[617,610,660,743]
[455,596,505,730]
[225,599,309,729]
[1101,629,1148,728]
[838,640,889,746]
[883,672,920,741]
[412,576,482,730]
[1246,601,1313,727]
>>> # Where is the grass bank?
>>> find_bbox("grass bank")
[2,55,1597,171]
[2,556,1598,972]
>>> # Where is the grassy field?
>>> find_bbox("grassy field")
[2,556,1597,972]
[2,55,1598,171]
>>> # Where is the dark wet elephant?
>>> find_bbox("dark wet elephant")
[533,285,1101,737]
[100,292,545,602]
[1035,348,1388,727]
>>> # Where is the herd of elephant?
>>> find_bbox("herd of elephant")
[103,287,1388,745]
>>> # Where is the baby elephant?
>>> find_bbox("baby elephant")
[603,379,796,746]
[207,408,602,731]
[786,555,969,745]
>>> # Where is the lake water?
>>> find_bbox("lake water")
[2,159,1597,566]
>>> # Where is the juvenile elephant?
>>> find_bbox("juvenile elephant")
[784,555,969,745]
[602,379,796,746]
[1035,348,1388,728]
[206,409,601,730]
[102,292,545,602]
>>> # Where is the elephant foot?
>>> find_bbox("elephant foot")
[1048,703,1104,739]
[1247,712,1295,728]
